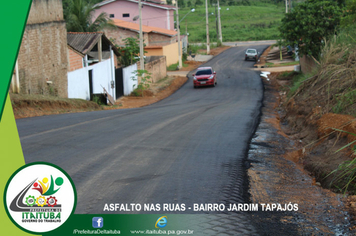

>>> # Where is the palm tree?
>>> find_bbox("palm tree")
[64,0,114,32]
[274,39,285,61]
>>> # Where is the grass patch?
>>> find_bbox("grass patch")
[180,3,285,43]
[333,89,356,114]
[277,71,297,79]
[266,61,300,67]
[167,62,189,71]
[327,128,356,194]
[287,73,310,97]
[156,76,170,84]
[188,44,207,54]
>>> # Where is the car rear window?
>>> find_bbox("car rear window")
[247,49,256,53]
[196,69,212,75]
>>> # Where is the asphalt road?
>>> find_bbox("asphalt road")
[17,46,267,221]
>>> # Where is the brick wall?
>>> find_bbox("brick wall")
[17,0,68,97]
[144,56,167,83]
[114,55,119,69]
[68,47,83,72]
[27,0,64,24]
[300,55,317,74]
[105,27,147,46]
[148,33,175,46]
[105,27,173,47]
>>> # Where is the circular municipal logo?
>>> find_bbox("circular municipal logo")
[3,162,77,234]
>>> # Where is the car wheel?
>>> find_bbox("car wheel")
[245,57,247,61]
[194,86,196,89]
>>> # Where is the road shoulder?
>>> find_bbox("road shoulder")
[248,73,355,235]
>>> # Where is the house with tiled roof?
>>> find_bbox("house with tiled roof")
[67,32,123,102]
[107,19,177,46]
[67,32,120,71]
[105,18,180,66]
[93,0,176,30]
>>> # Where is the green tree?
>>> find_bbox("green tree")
[187,1,192,8]
[279,0,343,58]
[341,0,356,26]
[195,0,203,6]
[178,0,185,8]
[64,0,114,32]
[113,37,146,67]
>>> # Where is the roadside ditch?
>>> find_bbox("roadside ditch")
[247,73,356,235]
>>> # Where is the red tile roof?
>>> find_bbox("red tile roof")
[112,19,177,36]
[96,0,176,10]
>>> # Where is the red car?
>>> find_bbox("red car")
[193,67,217,88]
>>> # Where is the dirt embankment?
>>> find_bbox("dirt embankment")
[267,71,356,224]
[249,74,355,235]
[10,94,103,119]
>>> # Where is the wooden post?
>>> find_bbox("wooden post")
[218,0,222,43]
[176,0,182,68]
[98,36,102,62]
[139,0,144,70]
[205,0,210,54]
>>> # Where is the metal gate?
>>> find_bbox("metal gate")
[115,67,124,99]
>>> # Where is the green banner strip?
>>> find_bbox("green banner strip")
[0,1,35,235]
[0,1,32,122]
[0,95,35,235]
[45,214,199,236]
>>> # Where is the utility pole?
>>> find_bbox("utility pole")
[186,19,187,35]
[215,4,218,42]
[139,0,144,70]
[205,0,210,54]
[217,0,222,43]
[285,0,288,13]
[176,1,182,68]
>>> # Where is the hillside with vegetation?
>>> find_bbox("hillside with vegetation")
[276,0,356,195]
[179,1,285,42]
[61,0,286,42]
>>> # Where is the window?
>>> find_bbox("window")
[122,13,130,18]
[196,69,212,76]
[109,14,114,18]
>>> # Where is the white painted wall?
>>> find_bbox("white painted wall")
[123,63,138,96]
[90,59,115,99]
[67,67,90,100]
[68,57,116,100]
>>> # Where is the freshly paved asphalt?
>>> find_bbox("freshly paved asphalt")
[17,45,269,234]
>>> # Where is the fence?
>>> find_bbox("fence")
[68,58,116,100]
[144,56,167,83]
[123,63,138,96]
